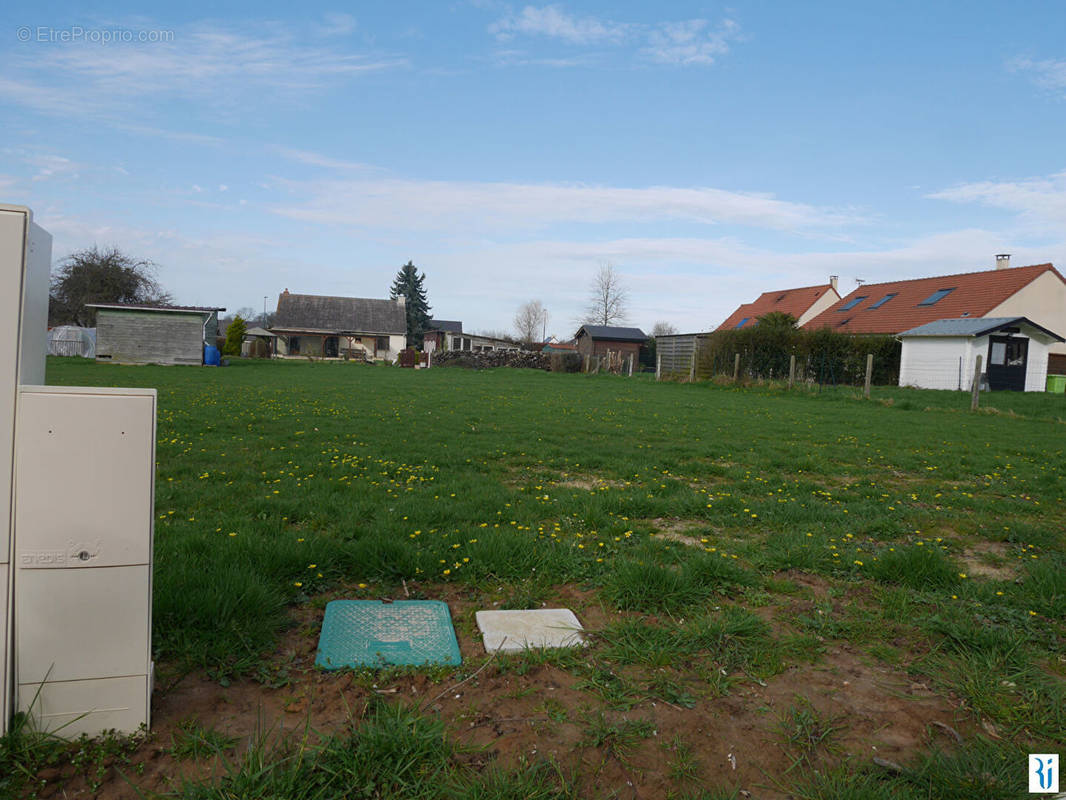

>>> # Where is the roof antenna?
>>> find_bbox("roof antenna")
[855,278,866,286]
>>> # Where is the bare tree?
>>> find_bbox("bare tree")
[583,263,628,326]
[651,321,678,337]
[513,300,549,347]
[49,246,172,326]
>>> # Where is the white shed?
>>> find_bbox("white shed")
[898,317,1064,392]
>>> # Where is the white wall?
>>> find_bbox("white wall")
[796,288,841,326]
[987,271,1066,356]
[900,332,1055,392]
[899,337,975,390]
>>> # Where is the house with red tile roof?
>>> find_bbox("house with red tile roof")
[801,261,1066,369]
[717,281,841,331]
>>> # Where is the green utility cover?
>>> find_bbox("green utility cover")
[315,600,462,669]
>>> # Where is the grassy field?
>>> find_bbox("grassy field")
[4,357,1065,799]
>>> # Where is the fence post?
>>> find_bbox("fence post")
[655,350,661,380]
[628,353,634,377]
[788,354,796,389]
[733,353,741,383]
[864,353,873,399]
[593,356,601,375]
[583,354,590,373]
[689,345,696,382]
[970,354,983,411]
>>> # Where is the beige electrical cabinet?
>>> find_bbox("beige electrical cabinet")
[14,387,156,736]
[1,204,51,736]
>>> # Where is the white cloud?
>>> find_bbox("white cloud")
[275,147,379,172]
[642,19,739,66]
[317,13,358,36]
[487,6,741,66]
[928,170,1066,231]
[272,175,863,234]
[0,21,406,130]
[490,5,630,44]
[1009,56,1066,94]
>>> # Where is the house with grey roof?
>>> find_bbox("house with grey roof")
[271,290,407,361]
[898,316,1064,392]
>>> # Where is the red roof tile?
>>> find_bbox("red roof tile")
[802,263,1063,334]
[717,284,837,331]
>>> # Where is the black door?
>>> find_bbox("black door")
[986,335,1027,391]
[325,336,339,358]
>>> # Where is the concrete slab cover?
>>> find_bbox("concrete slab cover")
[315,600,461,669]
[475,608,585,653]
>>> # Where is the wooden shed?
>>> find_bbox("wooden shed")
[87,303,225,366]
[898,317,1064,392]
[574,325,647,361]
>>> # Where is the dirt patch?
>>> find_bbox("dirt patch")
[958,541,1018,581]
[646,517,712,548]
[556,475,628,491]
[38,583,973,800]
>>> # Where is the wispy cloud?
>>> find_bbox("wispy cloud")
[642,19,739,66]
[272,175,863,234]
[928,170,1066,231]
[275,147,380,172]
[0,20,407,134]
[489,5,630,44]
[1008,56,1066,94]
[487,5,741,66]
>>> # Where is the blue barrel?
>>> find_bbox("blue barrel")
[204,345,221,366]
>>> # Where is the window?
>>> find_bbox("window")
[839,296,868,311]
[990,341,1006,366]
[918,287,955,306]
[735,317,749,329]
[868,293,897,309]
[376,336,390,353]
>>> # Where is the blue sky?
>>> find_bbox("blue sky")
[2,1,1065,336]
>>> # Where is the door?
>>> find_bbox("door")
[987,335,1027,391]
[324,336,339,358]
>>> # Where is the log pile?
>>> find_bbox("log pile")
[433,350,551,370]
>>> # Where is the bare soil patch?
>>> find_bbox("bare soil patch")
[39,583,972,800]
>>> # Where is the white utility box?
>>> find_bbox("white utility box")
[14,386,156,736]
[1,204,51,736]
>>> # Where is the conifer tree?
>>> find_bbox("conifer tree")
[389,261,432,347]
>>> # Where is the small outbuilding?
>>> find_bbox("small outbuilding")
[898,317,1064,392]
[574,325,647,361]
[87,303,225,365]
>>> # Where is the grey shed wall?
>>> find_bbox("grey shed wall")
[95,309,207,365]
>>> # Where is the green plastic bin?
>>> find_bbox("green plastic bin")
[1047,375,1066,393]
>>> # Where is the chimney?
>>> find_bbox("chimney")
[995,254,1011,270]
[396,295,406,307]
[829,275,839,294]
[283,288,289,294]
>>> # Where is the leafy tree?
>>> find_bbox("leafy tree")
[223,315,247,356]
[49,246,172,326]
[583,262,628,326]
[389,261,432,347]
[513,300,549,348]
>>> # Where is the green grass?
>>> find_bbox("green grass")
[27,357,1066,797]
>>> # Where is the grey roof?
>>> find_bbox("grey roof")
[244,326,277,337]
[576,325,648,341]
[427,319,462,333]
[86,303,225,313]
[899,316,1065,342]
[273,293,406,335]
